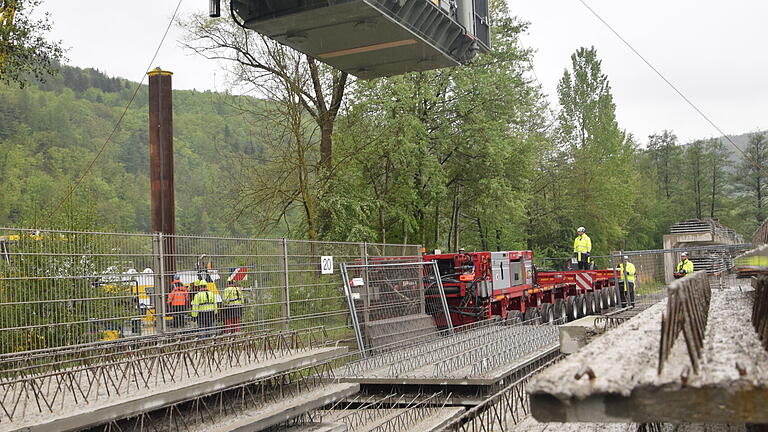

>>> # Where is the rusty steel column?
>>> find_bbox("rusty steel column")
[148,67,177,302]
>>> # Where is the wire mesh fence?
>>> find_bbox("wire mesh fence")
[0,228,421,357]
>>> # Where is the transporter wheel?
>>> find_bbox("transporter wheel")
[523,307,540,324]
[601,289,610,310]
[586,292,596,315]
[609,287,618,307]
[506,310,522,324]
[577,294,588,318]
[540,303,555,324]
[593,290,603,313]
[565,296,578,321]
[554,299,567,323]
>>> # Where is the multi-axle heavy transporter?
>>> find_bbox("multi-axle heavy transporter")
[423,251,619,326]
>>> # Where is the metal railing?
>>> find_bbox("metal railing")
[0,227,420,356]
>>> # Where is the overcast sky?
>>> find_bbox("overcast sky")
[44,0,768,144]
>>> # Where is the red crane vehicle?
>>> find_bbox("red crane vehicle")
[423,250,619,327]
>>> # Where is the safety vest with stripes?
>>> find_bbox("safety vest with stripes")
[191,290,217,317]
[618,262,636,283]
[573,234,592,254]
[223,286,244,306]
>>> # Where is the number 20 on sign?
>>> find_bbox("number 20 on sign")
[321,256,334,274]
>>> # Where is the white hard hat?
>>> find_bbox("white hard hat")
[623,255,629,260]
[681,251,688,257]
[577,226,585,232]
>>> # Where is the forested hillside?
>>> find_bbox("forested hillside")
[0,65,261,236]
[1,2,766,257]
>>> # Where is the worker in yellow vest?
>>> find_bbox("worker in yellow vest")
[573,227,592,270]
[618,255,636,307]
[223,279,244,334]
[191,279,218,335]
[674,252,694,278]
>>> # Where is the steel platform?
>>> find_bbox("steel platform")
[232,0,489,79]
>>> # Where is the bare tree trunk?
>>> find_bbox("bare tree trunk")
[477,218,487,251]
[433,203,440,250]
[452,196,460,252]
[447,196,456,251]
[710,162,717,218]
[379,206,386,244]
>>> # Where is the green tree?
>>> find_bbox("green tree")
[0,0,64,87]
[733,132,768,228]
[646,130,681,200]
[553,46,638,253]
[685,140,706,219]
[330,5,548,250]
[704,138,731,218]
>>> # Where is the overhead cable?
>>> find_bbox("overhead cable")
[42,0,186,226]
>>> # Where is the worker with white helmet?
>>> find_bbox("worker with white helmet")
[618,255,636,307]
[573,227,592,270]
[675,252,694,278]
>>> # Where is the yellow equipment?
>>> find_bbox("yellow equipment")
[0,0,18,74]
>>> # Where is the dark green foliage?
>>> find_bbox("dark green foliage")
[0,0,64,87]
[0,65,260,235]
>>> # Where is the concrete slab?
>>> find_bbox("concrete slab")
[205,383,360,432]
[6,347,348,432]
[529,289,768,423]
[559,316,601,354]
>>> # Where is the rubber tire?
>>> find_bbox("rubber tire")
[540,303,555,323]
[593,291,603,314]
[585,292,596,315]
[610,287,618,307]
[554,298,567,323]
[601,289,610,310]
[523,307,540,324]
[595,289,605,311]
[506,310,522,324]
[565,296,578,321]
[577,294,588,318]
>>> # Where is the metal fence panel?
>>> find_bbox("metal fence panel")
[0,229,157,354]
[0,228,420,356]
[341,261,452,356]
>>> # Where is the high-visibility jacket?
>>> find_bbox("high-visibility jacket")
[573,234,592,254]
[167,285,189,307]
[191,290,218,317]
[618,262,636,283]
[206,282,222,304]
[676,259,694,276]
[223,286,244,306]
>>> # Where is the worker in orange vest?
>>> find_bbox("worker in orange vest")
[166,277,189,329]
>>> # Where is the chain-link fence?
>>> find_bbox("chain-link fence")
[0,228,420,356]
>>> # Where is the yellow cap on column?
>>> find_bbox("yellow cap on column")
[147,67,173,77]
